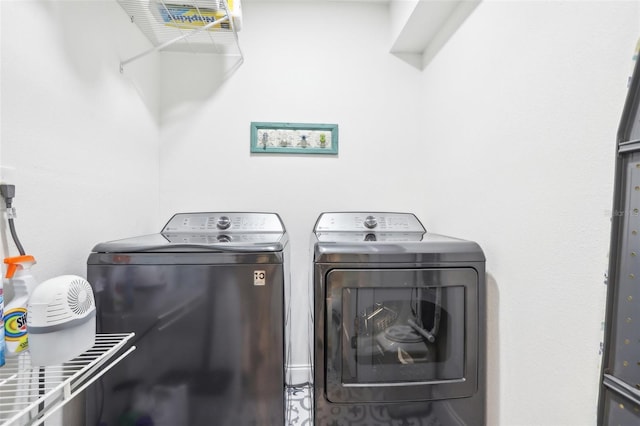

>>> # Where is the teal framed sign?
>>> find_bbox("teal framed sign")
[250,122,338,155]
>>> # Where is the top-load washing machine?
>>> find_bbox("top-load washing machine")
[311,212,486,426]
[86,212,288,426]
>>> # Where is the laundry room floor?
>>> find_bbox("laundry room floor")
[286,385,312,425]
[286,385,448,426]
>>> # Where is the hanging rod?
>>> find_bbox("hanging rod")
[120,15,230,73]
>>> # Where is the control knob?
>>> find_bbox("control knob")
[217,216,231,230]
[364,215,378,229]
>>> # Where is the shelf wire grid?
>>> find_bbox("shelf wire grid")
[0,333,135,426]
[117,0,243,70]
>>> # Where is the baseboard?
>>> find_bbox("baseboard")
[286,364,311,386]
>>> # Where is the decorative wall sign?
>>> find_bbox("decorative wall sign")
[250,122,338,155]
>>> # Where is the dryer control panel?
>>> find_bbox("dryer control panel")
[314,212,425,242]
[314,212,425,233]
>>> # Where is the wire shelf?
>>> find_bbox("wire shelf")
[117,0,243,71]
[0,333,135,426]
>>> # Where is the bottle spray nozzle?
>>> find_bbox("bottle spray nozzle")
[4,255,36,279]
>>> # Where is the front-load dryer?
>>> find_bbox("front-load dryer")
[86,212,288,426]
[311,212,486,426]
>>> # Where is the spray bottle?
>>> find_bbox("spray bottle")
[0,271,4,367]
[3,255,37,356]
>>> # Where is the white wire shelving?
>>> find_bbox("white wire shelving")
[0,333,135,426]
[117,0,244,72]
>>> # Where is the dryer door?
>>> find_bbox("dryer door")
[324,268,478,403]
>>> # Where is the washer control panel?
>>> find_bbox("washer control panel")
[163,233,283,244]
[314,212,425,233]
[162,212,285,234]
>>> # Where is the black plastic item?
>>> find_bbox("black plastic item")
[598,54,640,424]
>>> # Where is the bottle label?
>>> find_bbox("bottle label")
[0,292,4,366]
[4,307,28,353]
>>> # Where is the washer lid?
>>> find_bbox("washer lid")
[91,212,287,253]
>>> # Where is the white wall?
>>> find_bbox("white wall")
[1,0,161,281]
[419,1,639,425]
[159,0,425,382]
[1,2,161,424]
